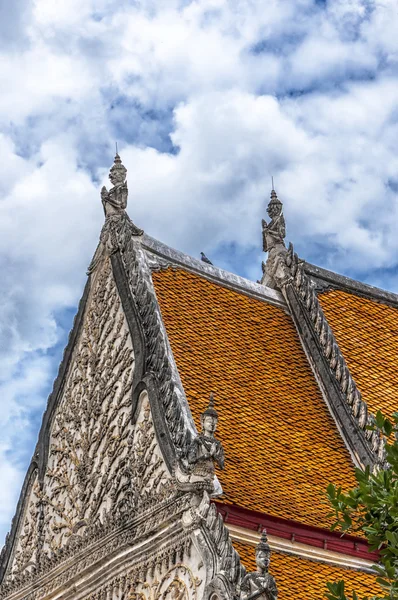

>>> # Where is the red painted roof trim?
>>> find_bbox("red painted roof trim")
[214,502,379,562]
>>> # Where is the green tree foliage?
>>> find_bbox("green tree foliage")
[325,411,398,600]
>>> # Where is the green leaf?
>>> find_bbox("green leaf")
[375,410,384,429]
[383,418,393,437]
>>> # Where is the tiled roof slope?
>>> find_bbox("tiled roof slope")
[234,542,377,600]
[152,267,357,528]
[319,290,398,419]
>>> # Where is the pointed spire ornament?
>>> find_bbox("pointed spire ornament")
[201,392,218,420]
[260,186,287,289]
[101,153,128,216]
[257,529,271,555]
[262,187,286,253]
[87,152,143,274]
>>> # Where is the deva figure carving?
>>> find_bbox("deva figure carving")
[101,152,128,216]
[262,189,285,254]
[175,393,224,494]
[261,189,289,289]
[240,531,277,600]
[88,152,142,274]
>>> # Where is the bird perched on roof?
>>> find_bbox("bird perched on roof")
[200,252,213,265]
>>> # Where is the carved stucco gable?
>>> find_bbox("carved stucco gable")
[3,258,140,582]
[0,387,246,600]
[0,154,251,600]
[5,469,40,580]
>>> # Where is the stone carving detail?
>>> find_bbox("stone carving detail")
[175,394,224,495]
[240,531,277,600]
[88,154,143,274]
[121,230,196,460]
[128,395,175,512]
[284,243,385,464]
[0,495,192,600]
[10,474,42,577]
[4,260,171,587]
[101,153,129,216]
[86,560,201,600]
[262,189,285,252]
[7,259,137,579]
[261,191,290,290]
[260,190,385,466]
[61,535,200,600]
[203,502,245,599]
[41,259,136,552]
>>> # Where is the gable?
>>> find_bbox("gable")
[152,267,358,529]
[4,258,172,583]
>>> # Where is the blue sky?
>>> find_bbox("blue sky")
[1,0,398,543]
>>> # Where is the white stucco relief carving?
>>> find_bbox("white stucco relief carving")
[83,543,204,600]
[10,474,41,578]
[8,259,139,579]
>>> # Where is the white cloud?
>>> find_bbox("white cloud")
[1,0,398,544]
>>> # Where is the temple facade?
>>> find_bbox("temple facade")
[1,153,394,599]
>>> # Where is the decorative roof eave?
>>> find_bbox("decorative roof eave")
[261,190,385,470]
[215,502,378,567]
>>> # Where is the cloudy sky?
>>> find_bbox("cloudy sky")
[1,0,398,543]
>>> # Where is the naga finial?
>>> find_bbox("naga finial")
[262,188,286,253]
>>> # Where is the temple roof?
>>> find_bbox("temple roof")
[319,289,398,419]
[2,155,392,600]
[151,266,357,528]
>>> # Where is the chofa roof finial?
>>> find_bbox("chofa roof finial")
[260,184,287,289]
[262,186,286,253]
[202,392,218,420]
[257,529,271,554]
[87,150,143,274]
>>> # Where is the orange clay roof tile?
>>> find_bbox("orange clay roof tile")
[319,290,398,419]
[152,268,357,528]
[233,541,377,600]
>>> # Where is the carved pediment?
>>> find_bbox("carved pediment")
[4,259,173,585]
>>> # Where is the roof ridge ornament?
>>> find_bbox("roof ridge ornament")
[262,188,286,253]
[261,188,287,289]
[174,392,225,497]
[87,151,143,274]
[240,528,278,600]
[260,186,385,469]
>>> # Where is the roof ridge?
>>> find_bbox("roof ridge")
[305,262,398,307]
[261,189,385,469]
[142,234,286,309]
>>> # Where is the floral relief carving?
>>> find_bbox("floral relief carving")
[7,259,137,580]
[129,397,174,511]
[10,477,41,577]
[42,259,136,553]
[85,560,202,600]
[3,259,176,591]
